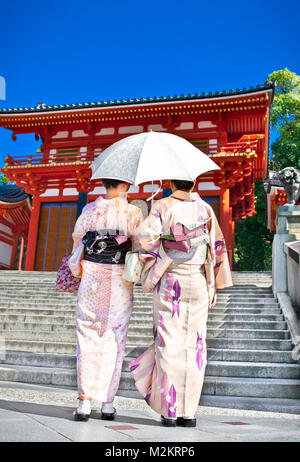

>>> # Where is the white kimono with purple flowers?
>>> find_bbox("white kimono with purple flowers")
[129,190,232,418]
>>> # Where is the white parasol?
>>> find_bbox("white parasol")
[91,131,220,187]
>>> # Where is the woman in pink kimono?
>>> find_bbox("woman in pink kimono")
[129,179,232,427]
[70,179,143,421]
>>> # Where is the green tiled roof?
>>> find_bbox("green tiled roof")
[0,82,275,114]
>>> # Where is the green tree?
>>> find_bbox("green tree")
[268,68,300,170]
[234,181,273,271]
[0,174,10,185]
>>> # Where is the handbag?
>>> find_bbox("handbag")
[56,254,81,293]
[122,251,144,283]
[68,242,84,277]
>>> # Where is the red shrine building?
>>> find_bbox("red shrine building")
[0,83,275,271]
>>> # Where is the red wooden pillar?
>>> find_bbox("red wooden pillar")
[18,236,25,271]
[25,195,41,271]
[10,233,19,269]
[219,188,233,269]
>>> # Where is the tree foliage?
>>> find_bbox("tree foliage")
[0,174,10,185]
[268,68,300,170]
[234,181,273,271]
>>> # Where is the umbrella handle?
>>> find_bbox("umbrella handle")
[146,180,162,203]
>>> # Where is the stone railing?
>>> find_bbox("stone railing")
[272,205,300,360]
[285,241,300,309]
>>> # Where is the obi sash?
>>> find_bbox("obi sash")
[82,230,132,264]
[161,217,211,253]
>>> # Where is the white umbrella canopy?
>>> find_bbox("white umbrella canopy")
[91,131,220,185]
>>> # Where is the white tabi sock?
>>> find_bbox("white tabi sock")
[102,402,114,413]
[77,399,91,415]
[183,416,195,419]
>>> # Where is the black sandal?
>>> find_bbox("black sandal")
[100,408,116,420]
[73,410,90,422]
[161,416,177,427]
[176,417,196,427]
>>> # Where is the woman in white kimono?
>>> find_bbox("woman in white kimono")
[129,179,232,427]
[70,179,143,421]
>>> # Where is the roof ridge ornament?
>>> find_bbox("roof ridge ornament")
[36,102,46,110]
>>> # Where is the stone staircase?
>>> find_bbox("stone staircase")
[0,270,300,414]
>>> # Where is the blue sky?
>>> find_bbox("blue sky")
[0,0,299,167]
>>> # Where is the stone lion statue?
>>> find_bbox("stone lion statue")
[277,167,300,205]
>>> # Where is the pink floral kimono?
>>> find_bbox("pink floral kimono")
[71,196,143,402]
[129,190,233,418]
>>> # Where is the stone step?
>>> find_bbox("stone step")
[216,287,273,292]
[1,363,300,398]
[2,317,284,332]
[0,321,154,336]
[0,313,286,326]
[206,361,300,379]
[0,290,275,301]
[132,303,281,310]
[1,348,296,370]
[4,339,77,354]
[133,301,280,309]
[0,314,76,324]
[128,321,288,331]
[127,357,300,380]
[206,348,295,363]
[0,277,272,284]
[0,302,77,309]
[0,363,77,387]
[1,358,299,385]
[0,308,283,319]
[133,313,287,322]
[1,289,77,304]
[0,273,271,285]
[0,330,78,342]
[214,296,278,301]
[206,328,290,340]
[206,338,292,350]
[2,339,147,356]
[0,308,77,317]
[0,325,290,342]
[0,321,77,333]
[207,314,285,322]
[0,291,275,301]
[207,308,282,314]
[202,376,300,399]
[0,271,272,282]
[0,296,279,307]
[198,395,300,415]
[0,306,283,318]
[2,334,292,353]
[3,342,294,365]
[118,372,300,399]
[0,303,281,315]
[1,351,77,368]
[134,292,274,299]
[132,311,284,319]
[0,329,149,343]
[208,320,287,330]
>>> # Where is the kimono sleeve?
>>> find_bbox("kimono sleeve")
[138,200,164,254]
[71,209,90,253]
[138,200,173,293]
[128,206,144,252]
[207,205,233,290]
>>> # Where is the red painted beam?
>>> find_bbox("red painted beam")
[24,196,41,271]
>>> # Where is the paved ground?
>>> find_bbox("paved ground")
[0,381,300,444]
